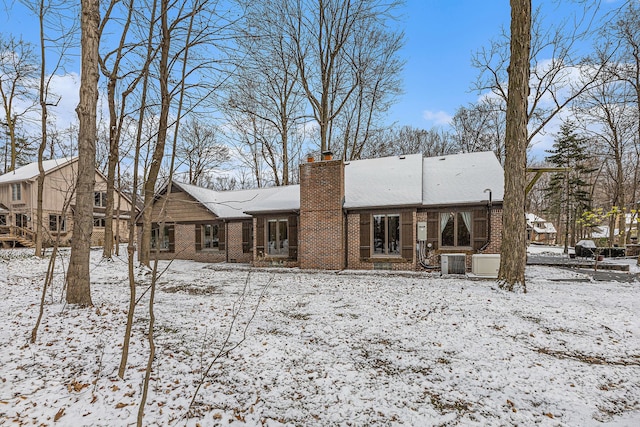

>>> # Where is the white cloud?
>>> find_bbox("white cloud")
[48,73,81,130]
[422,110,453,125]
[16,72,81,135]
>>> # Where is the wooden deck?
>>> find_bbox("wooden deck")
[0,226,35,248]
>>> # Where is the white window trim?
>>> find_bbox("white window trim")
[11,183,21,201]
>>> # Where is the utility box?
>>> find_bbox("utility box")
[441,253,466,274]
[471,254,500,278]
[417,222,427,241]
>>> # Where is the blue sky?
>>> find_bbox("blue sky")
[1,0,626,156]
[388,0,511,129]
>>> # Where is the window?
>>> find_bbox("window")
[196,223,224,252]
[151,224,171,251]
[440,212,471,247]
[15,213,28,228]
[49,214,66,232]
[11,183,21,201]
[0,214,6,226]
[267,219,288,256]
[94,191,107,207]
[372,214,400,256]
[94,217,106,227]
[202,223,220,250]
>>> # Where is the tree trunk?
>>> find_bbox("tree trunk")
[66,0,99,306]
[139,0,170,267]
[498,0,531,292]
[34,0,48,258]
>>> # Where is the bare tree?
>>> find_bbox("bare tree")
[283,0,403,154]
[66,0,100,306]
[0,35,38,172]
[176,118,229,186]
[603,1,640,258]
[333,22,404,160]
[472,3,606,147]
[574,80,634,245]
[498,0,531,292]
[20,0,79,257]
[362,125,455,159]
[138,0,237,266]
[226,1,308,186]
[118,0,159,381]
[98,0,144,259]
[451,97,506,163]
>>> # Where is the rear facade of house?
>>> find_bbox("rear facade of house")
[144,151,504,272]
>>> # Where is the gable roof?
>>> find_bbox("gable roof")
[168,151,504,217]
[422,151,504,206]
[526,213,557,234]
[172,181,300,219]
[344,153,423,209]
[0,158,77,184]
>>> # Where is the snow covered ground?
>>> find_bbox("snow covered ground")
[1,246,639,426]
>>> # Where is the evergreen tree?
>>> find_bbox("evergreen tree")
[544,121,595,252]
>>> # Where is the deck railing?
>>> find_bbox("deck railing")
[0,225,36,243]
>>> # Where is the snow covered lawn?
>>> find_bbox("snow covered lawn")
[1,248,639,426]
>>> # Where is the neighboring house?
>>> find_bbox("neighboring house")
[144,151,504,272]
[591,213,639,243]
[526,213,557,244]
[0,158,136,248]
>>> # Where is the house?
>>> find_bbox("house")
[591,212,639,243]
[0,158,136,248]
[144,151,504,272]
[526,213,557,244]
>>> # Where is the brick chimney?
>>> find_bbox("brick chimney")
[298,154,345,270]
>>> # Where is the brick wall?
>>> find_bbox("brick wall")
[414,207,504,271]
[299,159,345,270]
[144,223,226,263]
[226,221,252,263]
[346,212,416,271]
[480,207,503,254]
[346,213,368,270]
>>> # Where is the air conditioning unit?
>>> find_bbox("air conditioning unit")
[441,253,466,274]
[471,254,500,278]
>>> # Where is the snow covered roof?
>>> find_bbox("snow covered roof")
[173,181,300,219]
[526,213,546,223]
[0,158,77,184]
[526,213,557,234]
[422,151,504,206]
[242,185,300,214]
[344,154,423,209]
[0,203,8,214]
[172,151,504,216]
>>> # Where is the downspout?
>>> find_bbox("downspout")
[224,220,228,263]
[343,197,348,270]
[480,189,492,252]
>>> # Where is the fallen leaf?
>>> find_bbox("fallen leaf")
[544,413,554,418]
[54,408,65,422]
[115,402,128,409]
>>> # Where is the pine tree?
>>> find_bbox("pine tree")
[544,121,595,252]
